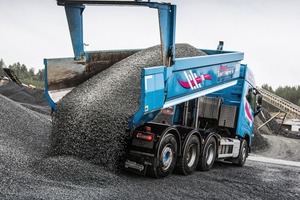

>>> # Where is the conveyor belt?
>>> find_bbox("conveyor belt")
[258,88,300,118]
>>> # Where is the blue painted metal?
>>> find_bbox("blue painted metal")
[61,1,176,65]
[44,59,57,110]
[236,64,256,145]
[65,4,85,60]
[130,51,244,128]
[236,84,255,145]
[157,5,176,66]
[130,66,165,129]
[173,51,243,71]
[204,64,256,145]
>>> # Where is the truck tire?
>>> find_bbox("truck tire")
[176,135,200,175]
[233,139,248,166]
[147,134,177,178]
[197,136,216,171]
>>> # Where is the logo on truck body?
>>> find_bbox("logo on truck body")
[178,70,212,90]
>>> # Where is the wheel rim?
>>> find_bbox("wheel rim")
[186,144,197,167]
[161,145,173,170]
[206,144,214,165]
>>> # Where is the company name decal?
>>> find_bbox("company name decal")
[178,70,212,90]
[218,64,235,81]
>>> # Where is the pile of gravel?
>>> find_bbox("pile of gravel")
[259,109,300,139]
[0,94,52,197]
[251,113,271,152]
[0,94,127,199]
[0,81,50,115]
[51,44,206,172]
[252,130,270,153]
[0,95,51,168]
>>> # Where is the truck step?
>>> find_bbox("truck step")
[218,138,240,158]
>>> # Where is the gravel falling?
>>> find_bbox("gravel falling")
[51,44,207,172]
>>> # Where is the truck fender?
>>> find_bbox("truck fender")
[156,127,181,159]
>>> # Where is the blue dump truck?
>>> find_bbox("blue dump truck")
[44,1,262,178]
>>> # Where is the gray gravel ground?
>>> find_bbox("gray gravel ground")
[51,44,206,172]
[254,134,300,162]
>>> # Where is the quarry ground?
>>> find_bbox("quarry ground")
[1,93,299,200]
[254,134,300,162]
[2,155,300,200]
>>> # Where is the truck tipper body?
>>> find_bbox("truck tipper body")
[44,0,262,178]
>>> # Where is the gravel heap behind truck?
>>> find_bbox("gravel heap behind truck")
[45,0,262,178]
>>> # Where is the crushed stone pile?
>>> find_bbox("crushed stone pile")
[0,94,127,199]
[252,113,271,152]
[252,130,270,153]
[259,109,300,139]
[0,94,51,197]
[51,44,207,172]
[0,94,51,168]
[0,81,50,115]
[252,108,300,153]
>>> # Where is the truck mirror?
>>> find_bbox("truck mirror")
[257,94,262,105]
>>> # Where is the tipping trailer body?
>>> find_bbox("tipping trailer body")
[44,1,262,178]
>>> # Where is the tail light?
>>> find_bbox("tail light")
[136,132,153,141]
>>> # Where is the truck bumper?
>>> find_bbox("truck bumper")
[124,150,156,176]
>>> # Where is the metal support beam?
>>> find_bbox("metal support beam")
[183,101,189,126]
[193,98,201,128]
[58,1,170,7]
[60,1,176,66]
[158,5,176,66]
[65,4,85,60]
[258,111,282,131]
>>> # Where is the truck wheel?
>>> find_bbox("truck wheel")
[176,135,200,175]
[147,134,177,178]
[234,139,248,166]
[197,136,216,171]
